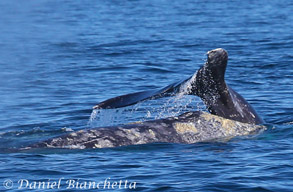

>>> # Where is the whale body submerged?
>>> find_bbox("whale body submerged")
[29,111,264,149]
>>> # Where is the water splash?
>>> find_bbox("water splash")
[89,104,142,127]
[88,75,206,127]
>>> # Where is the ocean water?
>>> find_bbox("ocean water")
[0,0,292,191]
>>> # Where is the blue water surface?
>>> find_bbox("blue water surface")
[0,0,292,191]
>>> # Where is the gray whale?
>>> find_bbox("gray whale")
[29,111,265,149]
[27,48,265,149]
[94,48,263,125]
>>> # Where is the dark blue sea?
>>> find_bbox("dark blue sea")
[0,0,292,191]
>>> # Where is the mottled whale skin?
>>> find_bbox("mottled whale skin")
[29,111,265,149]
[27,48,265,149]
